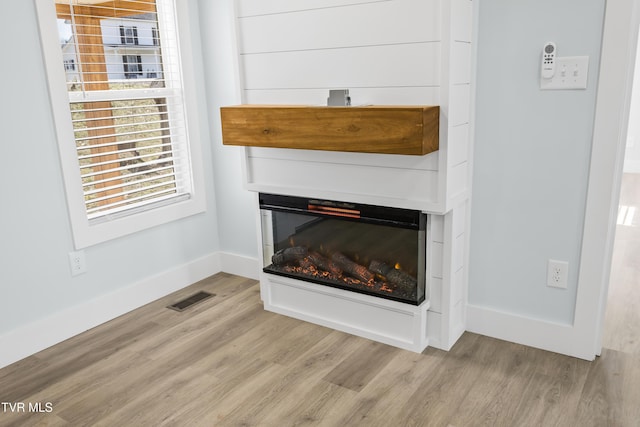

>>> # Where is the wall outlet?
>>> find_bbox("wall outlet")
[547,259,568,289]
[69,250,87,276]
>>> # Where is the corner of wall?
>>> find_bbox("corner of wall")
[0,252,223,369]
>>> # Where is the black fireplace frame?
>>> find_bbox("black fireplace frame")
[259,193,427,305]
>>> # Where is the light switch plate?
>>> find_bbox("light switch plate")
[541,56,589,90]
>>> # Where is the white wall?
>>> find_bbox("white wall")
[0,0,220,359]
[197,0,259,260]
[469,0,605,324]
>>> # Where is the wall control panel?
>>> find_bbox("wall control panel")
[540,42,589,90]
[541,42,556,79]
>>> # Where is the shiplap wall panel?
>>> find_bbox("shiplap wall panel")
[453,268,464,305]
[238,0,440,54]
[451,300,465,341]
[246,157,440,207]
[237,0,392,17]
[449,124,469,167]
[431,214,445,243]
[452,42,472,85]
[427,312,442,347]
[453,201,467,237]
[246,147,440,171]
[448,163,468,200]
[449,84,471,127]
[243,87,440,107]
[453,233,465,272]
[430,278,443,313]
[452,0,473,42]
[429,212,445,314]
[242,43,441,90]
[431,242,444,279]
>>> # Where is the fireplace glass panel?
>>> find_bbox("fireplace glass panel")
[260,193,426,305]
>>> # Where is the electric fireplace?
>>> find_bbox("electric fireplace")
[259,193,426,305]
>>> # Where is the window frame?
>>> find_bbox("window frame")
[35,0,207,249]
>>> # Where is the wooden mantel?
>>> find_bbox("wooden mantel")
[220,105,439,156]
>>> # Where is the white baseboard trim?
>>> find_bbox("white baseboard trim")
[219,252,260,280]
[0,252,223,369]
[466,304,595,360]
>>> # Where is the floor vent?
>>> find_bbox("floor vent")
[167,291,215,312]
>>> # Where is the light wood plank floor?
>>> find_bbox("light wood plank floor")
[1,271,640,426]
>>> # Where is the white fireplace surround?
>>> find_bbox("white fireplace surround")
[250,151,468,352]
[232,0,473,352]
[260,274,431,353]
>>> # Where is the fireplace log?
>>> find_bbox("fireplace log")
[272,246,309,266]
[369,260,417,293]
[307,251,343,276]
[331,252,375,283]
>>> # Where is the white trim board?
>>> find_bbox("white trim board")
[576,0,640,358]
[218,252,260,280]
[0,252,261,369]
[466,304,590,360]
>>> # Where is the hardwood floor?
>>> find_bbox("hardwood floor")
[2,271,640,426]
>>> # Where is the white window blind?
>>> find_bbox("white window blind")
[55,0,193,222]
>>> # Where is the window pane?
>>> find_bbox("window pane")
[57,7,164,91]
[54,0,188,219]
[72,97,179,217]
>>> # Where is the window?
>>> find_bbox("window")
[152,27,160,46]
[122,54,143,78]
[119,25,139,45]
[36,0,206,248]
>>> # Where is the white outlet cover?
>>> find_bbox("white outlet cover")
[541,56,589,90]
[69,250,87,276]
[547,259,569,289]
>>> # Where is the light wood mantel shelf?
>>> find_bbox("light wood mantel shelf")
[220,105,439,156]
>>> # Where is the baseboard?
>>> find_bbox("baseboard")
[0,252,223,369]
[466,304,595,360]
[219,252,260,280]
